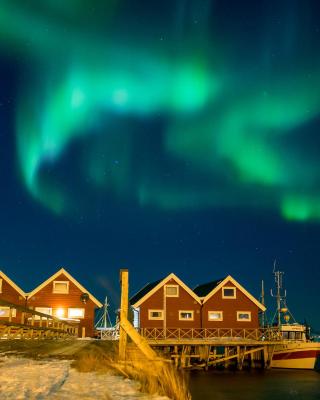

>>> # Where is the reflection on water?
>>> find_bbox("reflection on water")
[188,369,320,400]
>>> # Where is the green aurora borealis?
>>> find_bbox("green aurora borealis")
[1,1,320,221]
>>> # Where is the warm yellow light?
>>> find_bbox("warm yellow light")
[55,308,65,318]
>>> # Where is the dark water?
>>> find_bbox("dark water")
[188,369,320,400]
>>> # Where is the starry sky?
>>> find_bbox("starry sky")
[0,0,319,328]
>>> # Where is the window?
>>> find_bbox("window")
[208,311,223,321]
[0,307,16,318]
[34,307,52,320]
[148,310,164,320]
[237,311,251,321]
[53,281,69,294]
[165,285,179,297]
[179,310,194,320]
[68,308,85,319]
[222,287,236,299]
[0,278,2,293]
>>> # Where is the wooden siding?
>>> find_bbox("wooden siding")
[28,273,96,337]
[0,278,25,322]
[202,282,260,329]
[139,278,201,329]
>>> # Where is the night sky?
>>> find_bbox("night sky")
[0,0,319,328]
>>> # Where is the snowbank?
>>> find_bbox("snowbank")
[0,357,169,400]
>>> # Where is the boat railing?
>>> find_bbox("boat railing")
[140,327,282,341]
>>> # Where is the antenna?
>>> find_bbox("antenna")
[271,264,286,327]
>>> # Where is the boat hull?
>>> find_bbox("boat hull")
[272,342,320,369]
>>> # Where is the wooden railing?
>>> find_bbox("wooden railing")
[140,327,282,342]
[0,299,79,339]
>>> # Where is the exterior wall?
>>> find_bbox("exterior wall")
[139,278,201,329]
[202,282,260,329]
[27,273,97,337]
[0,278,25,322]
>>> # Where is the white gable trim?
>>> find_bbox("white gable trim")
[27,268,103,308]
[202,275,266,311]
[0,270,26,298]
[132,273,201,308]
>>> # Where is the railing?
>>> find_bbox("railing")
[140,327,282,342]
[0,299,79,338]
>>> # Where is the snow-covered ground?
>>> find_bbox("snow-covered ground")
[0,357,169,400]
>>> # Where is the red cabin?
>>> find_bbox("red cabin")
[193,275,266,329]
[130,273,202,329]
[26,268,103,337]
[0,270,26,322]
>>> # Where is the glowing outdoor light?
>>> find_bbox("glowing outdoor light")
[55,308,65,318]
[284,314,290,323]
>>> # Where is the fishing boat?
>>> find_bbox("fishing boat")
[267,268,320,369]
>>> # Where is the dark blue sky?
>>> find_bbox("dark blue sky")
[0,0,319,328]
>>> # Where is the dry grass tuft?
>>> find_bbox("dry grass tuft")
[71,342,191,400]
[71,341,116,373]
[111,349,191,400]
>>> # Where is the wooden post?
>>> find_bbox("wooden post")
[82,327,86,338]
[119,269,129,360]
[8,308,12,323]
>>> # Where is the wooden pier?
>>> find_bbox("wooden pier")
[138,327,281,369]
[0,299,79,339]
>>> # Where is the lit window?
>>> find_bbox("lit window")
[222,287,236,299]
[68,308,85,319]
[34,307,52,320]
[208,311,223,321]
[165,285,179,297]
[0,307,16,318]
[179,311,194,320]
[237,311,251,321]
[53,281,69,294]
[148,310,164,320]
[0,278,2,293]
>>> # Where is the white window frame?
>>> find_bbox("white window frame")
[68,308,85,319]
[53,281,69,294]
[237,311,252,322]
[165,284,179,297]
[179,310,194,321]
[208,311,223,321]
[148,309,164,320]
[222,286,236,299]
[0,278,2,293]
[34,307,52,320]
[0,307,16,318]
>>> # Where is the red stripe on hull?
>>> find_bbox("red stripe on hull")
[273,350,320,360]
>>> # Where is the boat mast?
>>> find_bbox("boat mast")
[270,261,286,327]
[95,296,112,329]
[261,279,265,327]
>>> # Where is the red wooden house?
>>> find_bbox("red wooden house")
[131,273,266,330]
[0,270,26,322]
[130,273,202,329]
[193,275,266,329]
[26,268,102,337]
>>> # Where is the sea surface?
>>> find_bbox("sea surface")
[188,369,320,400]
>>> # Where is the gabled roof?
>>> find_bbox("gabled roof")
[200,275,266,311]
[27,268,103,308]
[0,270,26,298]
[130,273,202,308]
[193,277,226,297]
[130,279,162,306]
